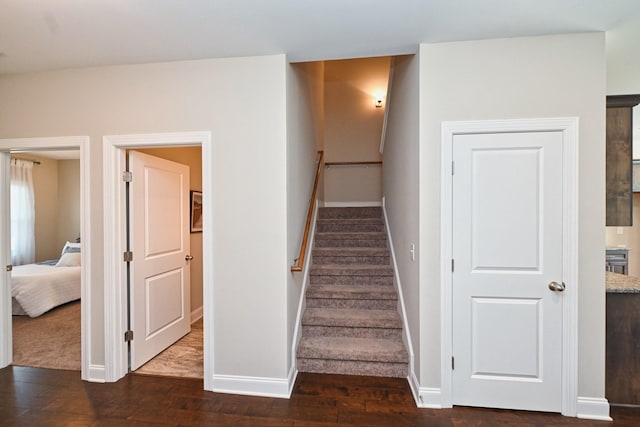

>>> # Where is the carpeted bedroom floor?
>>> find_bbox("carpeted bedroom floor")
[12,301,203,378]
[12,300,82,371]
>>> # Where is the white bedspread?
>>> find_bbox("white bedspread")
[11,263,81,317]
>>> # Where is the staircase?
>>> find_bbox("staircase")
[297,206,408,378]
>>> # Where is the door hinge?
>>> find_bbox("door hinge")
[451,259,455,272]
[124,330,134,342]
[5,264,12,272]
[122,171,133,182]
[451,161,455,175]
[452,356,455,370]
[123,251,133,262]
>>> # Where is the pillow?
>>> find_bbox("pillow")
[61,241,81,256]
[56,252,81,267]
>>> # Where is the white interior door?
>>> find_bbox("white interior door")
[129,151,191,370]
[452,131,564,412]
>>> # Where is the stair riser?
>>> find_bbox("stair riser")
[316,223,385,233]
[297,359,407,378]
[306,289,397,300]
[306,298,397,310]
[313,255,390,265]
[319,207,382,219]
[302,316,402,329]
[310,275,394,286]
[302,325,402,340]
[314,238,387,248]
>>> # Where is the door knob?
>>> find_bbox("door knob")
[548,281,565,292]
[185,254,193,261]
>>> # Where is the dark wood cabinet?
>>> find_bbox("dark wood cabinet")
[606,95,640,226]
[606,292,640,405]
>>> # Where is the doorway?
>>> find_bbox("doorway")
[439,118,579,415]
[102,131,213,389]
[130,147,203,378]
[0,136,91,380]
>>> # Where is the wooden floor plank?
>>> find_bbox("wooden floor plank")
[1,366,639,426]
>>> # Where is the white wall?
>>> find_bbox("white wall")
[324,57,389,203]
[57,159,81,251]
[286,61,325,371]
[382,54,421,380]
[0,54,290,382]
[419,33,606,398]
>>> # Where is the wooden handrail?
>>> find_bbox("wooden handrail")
[324,160,382,167]
[291,150,324,272]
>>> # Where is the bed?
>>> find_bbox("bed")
[11,242,81,318]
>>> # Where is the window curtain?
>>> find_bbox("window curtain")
[10,159,35,266]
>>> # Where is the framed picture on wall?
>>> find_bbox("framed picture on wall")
[634,160,640,192]
[190,191,203,233]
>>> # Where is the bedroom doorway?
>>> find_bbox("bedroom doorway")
[11,150,82,371]
[0,136,91,380]
[103,131,212,387]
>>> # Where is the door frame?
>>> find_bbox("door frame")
[103,131,212,388]
[0,136,91,379]
[439,118,579,416]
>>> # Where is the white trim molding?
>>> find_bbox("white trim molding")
[191,306,204,324]
[381,198,417,404]
[103,131,212,385]
[577,397,612,421]
[88,364,106,383]
[408,371,443,409]
[440,118,579,416]
[213,368,295,399]
[0,153,10,369]
[0,136,91,381]
[289,201,319,391]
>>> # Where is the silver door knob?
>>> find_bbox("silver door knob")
[185,254,194,261]
[548,281,565,292]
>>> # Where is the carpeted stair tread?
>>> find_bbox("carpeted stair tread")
[319,207,382,219]
[310,264,394,276]
[297,358,407,378]
[315,231,387,240]
[307,283,397,300]
[297,206,408,379]
[302,307,402,329]
[313,247,389,257]
[317,218,384,224]
[312,246,390,265]
[297,336,407,363]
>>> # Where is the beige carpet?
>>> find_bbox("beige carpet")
[13,300,203,378]
[135,319,203,378]
[12,300,81,371]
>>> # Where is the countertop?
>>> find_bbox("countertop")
[606,271,640,293]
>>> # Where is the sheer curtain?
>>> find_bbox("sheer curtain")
[10,159,35,266]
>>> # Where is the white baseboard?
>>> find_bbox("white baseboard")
[191,306,203,323]
[382,200,419,406]
[212,369,295,399]
[86,364,106,383]
[576,397,611,421]
[323,201,382,207]
[408,372,443,408]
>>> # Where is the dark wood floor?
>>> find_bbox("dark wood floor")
[1,366,639,426]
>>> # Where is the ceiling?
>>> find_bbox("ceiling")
[1,0,640,75]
